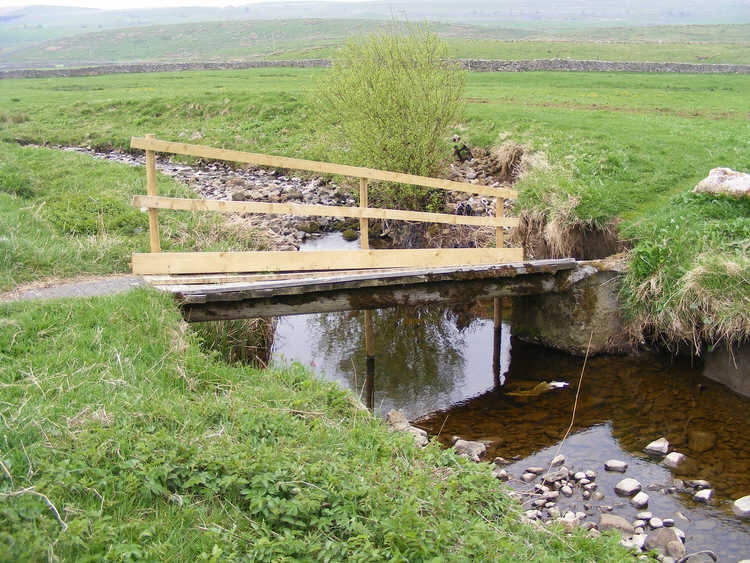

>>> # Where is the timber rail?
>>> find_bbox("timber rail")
[129,134,522,276]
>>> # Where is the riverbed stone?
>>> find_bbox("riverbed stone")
[645,527,683,555]
[585,470,597,480]
[599,513,634,535]
[663,452,687,469]
[551,454,566,467]
[605,459,628,472]
[636,511,653,520]
[644,437,670,456]
[492,466,510,481]
[526,466,545,475]
[630,492,649,508]
[733,495,750,517]
[615,478,642,496]
[521,472,537,483]
[542,468,568,483]
[649,517,663,529]
[452,438,486,461]
[687,430,717,453]
[592,491,605,501]
[561,485,574,497]
[693,489,713,503]
[386,410,428,447]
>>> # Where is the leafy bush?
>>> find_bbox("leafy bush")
[318,23,465,208]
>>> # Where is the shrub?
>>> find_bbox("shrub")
[318,23,465,208]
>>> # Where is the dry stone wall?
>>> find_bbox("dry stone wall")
[2,58,750,79]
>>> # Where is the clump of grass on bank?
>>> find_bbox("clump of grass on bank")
[0,290,627,560]
[0,141,268,291]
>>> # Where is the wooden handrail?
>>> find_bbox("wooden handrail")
[132,195,520,229]
[129,136,523,275]
[130,136,518,200]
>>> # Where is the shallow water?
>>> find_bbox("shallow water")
[268,242,750,558]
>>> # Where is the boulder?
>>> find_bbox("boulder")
[452,439,486,461]
[644,437,669,456]
[599,513,634,535]
[615,478,642,496]
[693,167,750,198]
[733,495,750,517]
[605,459,628,472]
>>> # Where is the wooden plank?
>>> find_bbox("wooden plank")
[359,177,369,250]
[132,247,525,275]
[130,136,518,200]
[132,195,520,229]
[145,133,161,252]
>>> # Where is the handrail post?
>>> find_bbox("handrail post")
[145,133,161,252]
[496,197,504,249]
[359,177,369,250]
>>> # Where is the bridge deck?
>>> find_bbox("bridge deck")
[145,258,579,321]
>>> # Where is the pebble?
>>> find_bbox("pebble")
[583,483,597,491]
[544,490,560,500]
[662,518,674,527]
[492,467,510,481]
[693,489,713,503]
[605,459,628,472]
[592,491,605,501]
[615,478,642,496]
[579,478,591,486]
[526,466,546,475]
[649,517,663,529]
[644,437,670,456]
[632,519,647,529]
[582,490,591,500]
[585,470,597,480]
[550,454,566,467]
[574,471,586,481]
[630,491,649,508]
[637,511,653,520]
[561,485,573,497]
[733,495,750,517]
[521,472,536,483]
[663,452,686,468]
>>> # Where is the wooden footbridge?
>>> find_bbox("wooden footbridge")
[130,135,578,321]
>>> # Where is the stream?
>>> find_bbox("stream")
[267,233,750,561]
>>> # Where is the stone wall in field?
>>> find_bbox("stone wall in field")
[3,58,750,79]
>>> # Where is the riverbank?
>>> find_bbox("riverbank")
[0,286,630,560]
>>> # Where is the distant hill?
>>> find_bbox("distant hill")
[1,1,749,69]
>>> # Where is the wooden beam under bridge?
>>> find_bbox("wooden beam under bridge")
[151,259,580,321]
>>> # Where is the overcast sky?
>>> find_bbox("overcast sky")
[0,0,366,9]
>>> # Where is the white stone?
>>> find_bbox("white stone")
[605,459,628,472]
[649,517,663,529]
[733,495,750,518]
[693,489,713,503]
[574,471,586,481]
[637,511,653,520]
[630,491,650,508]
[615,478,642,496]
[693,167,750,198]
[561,485,573,497]
[644,437,670,456]
[663,452,686,469]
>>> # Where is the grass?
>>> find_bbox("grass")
[0,142,269,291]
[0,289,628,560]
[3,19,750,67]
[0,66,747,349]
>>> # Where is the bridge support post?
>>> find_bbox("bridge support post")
[145,133,161,253]
[364,309,375,410]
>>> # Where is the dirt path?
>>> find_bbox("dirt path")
[0,275,146,304]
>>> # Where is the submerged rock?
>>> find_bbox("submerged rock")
[644,437,670,456]
[646,527,684,557]
[687,430,717,453]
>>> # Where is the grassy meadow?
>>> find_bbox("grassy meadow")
[3,20,750,67]
[1,67,748,348]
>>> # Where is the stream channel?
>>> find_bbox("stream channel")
[265,233,750,561]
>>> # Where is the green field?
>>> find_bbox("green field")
[3,19,750,67]
[1,66,748,348]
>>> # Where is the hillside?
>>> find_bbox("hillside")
[3,19,750,68]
